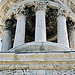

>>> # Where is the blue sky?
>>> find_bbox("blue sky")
[0,0,2,2]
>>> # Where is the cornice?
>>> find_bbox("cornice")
[0,0,75,20]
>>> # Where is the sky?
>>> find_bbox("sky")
[0,0,2,2]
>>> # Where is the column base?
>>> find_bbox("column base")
[9,42,72,52]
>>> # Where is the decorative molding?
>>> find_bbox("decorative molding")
[0,69,75,75]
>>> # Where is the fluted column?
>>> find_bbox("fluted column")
[1,20,12,51]
[69,25,75,49]
[13,12,26,48]
[35,3,46,42]
[57,9,69,47]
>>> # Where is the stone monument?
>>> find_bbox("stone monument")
[0,0,75,75]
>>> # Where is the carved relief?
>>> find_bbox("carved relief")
[67,18,75,31]
[15,5,29,16]
[35,1,47,11]
[0,69,75,75]
[58,7,66,16]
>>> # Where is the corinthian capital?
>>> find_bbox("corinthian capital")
[35,1,47,11]
[72,23,75,30]
[4,19,13,30]
[16,6,29,16]
[58,7,66,17]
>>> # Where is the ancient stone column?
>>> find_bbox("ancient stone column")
[13,9,26,48]
[1,20,12,51]
[69,25,75,49]
[35,3,46,42]
[57,9,69,47]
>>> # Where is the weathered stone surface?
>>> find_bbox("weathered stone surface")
[0,0,75,75]
[13,15,26,48]
[10,42,71,52]
[57,15,69,48]
[1,30,12,51]
[0,69,75,75]
[0,52,75,70]
[0,0,75,39]
[70,28,75,49]
[35,10,46,42]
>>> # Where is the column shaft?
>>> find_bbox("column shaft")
[13,15,26,48]
[70,28,75,49]
[35,10,46,42]
[57,16,69,47]
[1,30,12,51]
